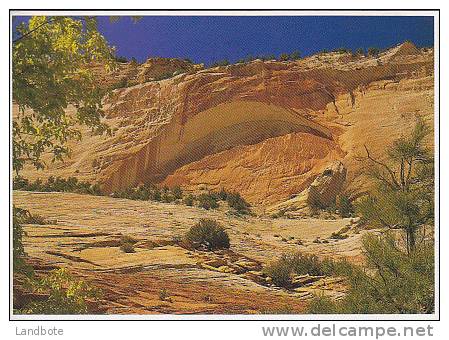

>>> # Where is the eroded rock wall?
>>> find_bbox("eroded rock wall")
[17,43,435,208]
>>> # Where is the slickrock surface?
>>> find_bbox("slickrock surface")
[14,191,366,314]
[17,42,434,209]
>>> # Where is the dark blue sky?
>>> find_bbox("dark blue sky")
[14,16,434,65]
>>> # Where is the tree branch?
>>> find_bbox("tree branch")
[364,145,400,189]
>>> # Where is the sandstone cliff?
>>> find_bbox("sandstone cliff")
[17,42,435,210]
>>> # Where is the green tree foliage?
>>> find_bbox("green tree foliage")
[333,47,352,54]
[279,53,290,61]
[13,206,28,273]
[356,118,434,253]
[13,16,115,174]
[184,219,230,250]
[307,232,434,314]
[289,50,301,60]
[355,48,365,56]
[19,268,101,314]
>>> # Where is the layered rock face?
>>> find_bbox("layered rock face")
[18,42,434,210]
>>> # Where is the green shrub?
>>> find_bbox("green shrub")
[218,187,228,200]
[184,219,230,250]
[161,193,175,203]
[307,295,338,314]
[151,188,162,201]
[307,232,435,314]
[263,252,338,288]
[226,192,250,214]
[279,53,290,61]
[14,176,103,196]
[197,193,219,210]
[172,186,183,199]
[19,268,100,314]
[120,242,135,253]
[264,259,292,287]
[183,194,195,206]
[211,59,230,67]
[336,194,354,218]
[290,50,301,60]
[13,176,30,190]
[333,47,352,54]
[367,47,380,56]
[114,55,128,63]
[13,206,28,273]
[154,72,175,81]
[159,288,171,302]
[330,232,348,240]
[120,235,138,244]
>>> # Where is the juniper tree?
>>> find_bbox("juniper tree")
[356,117,434,253]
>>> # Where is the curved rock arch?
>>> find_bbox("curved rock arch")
[104,101,333,191]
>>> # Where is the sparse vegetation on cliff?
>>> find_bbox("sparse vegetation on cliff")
[14,176,103,196]
[14,176,252,215]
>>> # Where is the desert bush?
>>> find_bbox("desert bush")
[279,53,290,61]
[367,47,380,56]
[197,193,219,210]
[355,48,365,56]
[14,176,103,196]
[161,193,175,203]
[151,188,162,201]
[330,232,348,240]
[120,242,135,253]
[153,72,176,81]
[184,219,230,250]
[111,77,129,90]
[183,194,195,206]
[114,55,128,63]
[307,232,434,314]
[211,59,230,67]
[19,268,100,314]
[336,194,354,218]
[218,187,228,200]
[307,295,338,314]
[333,47,352,54]
[171,186,183,200]
[290,50,301,60]
[159,288,171,302]
[226,191,250,214]
[264,259,292,287]
[263,252,336,288]
[120,235,138,244]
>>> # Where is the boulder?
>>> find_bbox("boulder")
[266,161,347,216]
